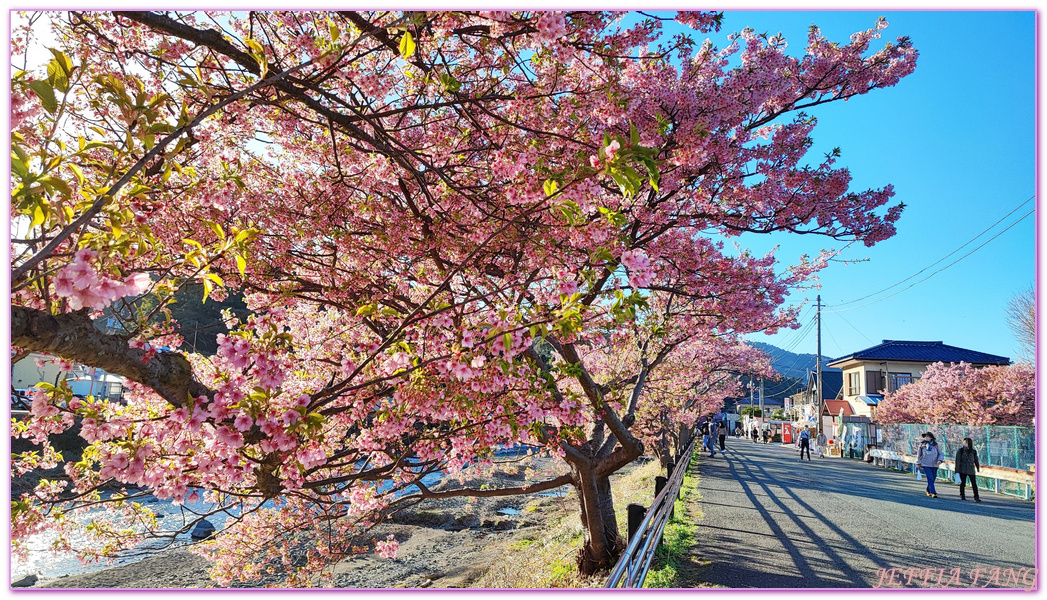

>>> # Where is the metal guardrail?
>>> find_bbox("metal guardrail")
[605,437,698,588]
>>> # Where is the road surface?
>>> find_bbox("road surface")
[691,437,1036,588]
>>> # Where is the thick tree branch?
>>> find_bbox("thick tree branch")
[557,342,642,456]
[11,306,211,406]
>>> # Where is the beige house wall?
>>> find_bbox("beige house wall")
[833,360,931,419]
[12,353,82,390]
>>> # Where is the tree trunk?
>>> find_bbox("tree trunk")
[574,462,626,576]
[677,422,693,458]
[655,435,672,468]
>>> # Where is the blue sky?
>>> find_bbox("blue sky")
[645,11,1036,362]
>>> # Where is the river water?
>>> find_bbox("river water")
[13,472,447,583]
[11,491,240,582]
[13,446,548,583]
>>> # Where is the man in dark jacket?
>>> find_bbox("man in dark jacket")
[955,437,982,502]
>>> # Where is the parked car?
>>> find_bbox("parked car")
[11,390,31,410]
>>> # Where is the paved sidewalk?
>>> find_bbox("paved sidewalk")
[690,438,1036,588]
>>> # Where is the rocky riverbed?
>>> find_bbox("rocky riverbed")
[29,455,590,589]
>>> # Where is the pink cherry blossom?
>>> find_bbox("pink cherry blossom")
[375,535,399,559]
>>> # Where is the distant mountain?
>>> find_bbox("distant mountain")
[727,343,842,407]
[749,341,841,381]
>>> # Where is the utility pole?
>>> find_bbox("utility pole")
[816,295,823,437]
[749,377,754,423]
[759,376,765,430]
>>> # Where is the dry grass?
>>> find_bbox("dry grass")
[471,458,665,589]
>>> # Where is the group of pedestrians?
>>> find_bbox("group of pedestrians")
[700,419,728,458]
[917,432,982,502]
[749,425,771,444]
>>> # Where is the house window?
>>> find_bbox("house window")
[847,372,861,396]
[889,373,913,392]
[866,370,884,394]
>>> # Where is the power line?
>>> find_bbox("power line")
[771,305,813,348]
[825,207,1035,314]
[779,318,816,353]
[832,311,874,345]
[829,194,1034,308]
[824,321,844,356]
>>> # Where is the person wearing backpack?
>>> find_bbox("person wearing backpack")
[955,437,982,502]
[917,432,945,498]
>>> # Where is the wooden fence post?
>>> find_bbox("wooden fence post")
[627,503,646,542]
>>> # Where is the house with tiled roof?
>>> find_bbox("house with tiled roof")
[826,340,1010,419]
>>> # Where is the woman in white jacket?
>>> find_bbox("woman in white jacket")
[917,432,945,498]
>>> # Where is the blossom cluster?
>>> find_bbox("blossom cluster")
[876,362,1034,426]
[53,249,150,310]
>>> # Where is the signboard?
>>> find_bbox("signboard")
[782,423,792,444]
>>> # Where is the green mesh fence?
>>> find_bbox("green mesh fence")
[878,424,1034,471]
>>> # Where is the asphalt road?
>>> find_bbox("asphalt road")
[691,437,1036,589]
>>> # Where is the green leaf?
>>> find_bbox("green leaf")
[46,50,73,93]
[42,176,71,198]
[11,152,28,179]
[235,254,247,277]
[30,204,46,229]
[208,221,225,240]
[642,158,660,192]
[244,38,268,79]
[439,72,461,93]
[610,171,632,197]
[28,80,58,114]
[543,179,559,197]
[201,278,213,303]
[204,273,224,287]
[67,163,85,186]
[630,122,640,147]
[503,332,513,354]
[399,31,416,58]
[49,48,73,75]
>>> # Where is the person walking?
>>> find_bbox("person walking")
[955,437,982,502]
[815,430,827,458]
[798,426,812,461]
[718,422,728,452]
[707,421,719,457]
[917,432,945,498]
[751,424,759,443]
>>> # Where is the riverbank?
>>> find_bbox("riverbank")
[32,455,663,588]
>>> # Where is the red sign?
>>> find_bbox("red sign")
[782,423,792,444]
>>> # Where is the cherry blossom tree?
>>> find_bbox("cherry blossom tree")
[875,362,1034,426]
[11,10,916,581]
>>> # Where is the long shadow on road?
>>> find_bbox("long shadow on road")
[687,440,1035,588]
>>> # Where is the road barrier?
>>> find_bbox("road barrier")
[605,437,697,588]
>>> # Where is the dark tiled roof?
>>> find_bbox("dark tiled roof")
[827,340,1009,366]
[807,370,843,401]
